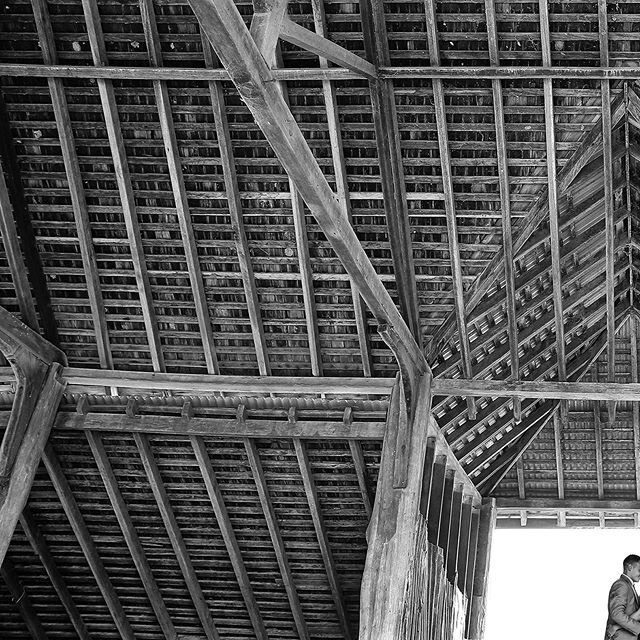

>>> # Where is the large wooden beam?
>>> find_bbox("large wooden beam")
[0,308,66,566]
[186,0,427,382]
[9,63,640,82]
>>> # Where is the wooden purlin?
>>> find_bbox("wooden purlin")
[139,0,219,374]
[79,0,165,372]
[310,0,373,376]
[86,431,178,640]
[424,0,476,418]
[187,0,427,381]
[42,443,136,640]
[29,0,112,370]
[360,0,422,346]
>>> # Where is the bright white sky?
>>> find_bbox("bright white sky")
[485,528,640,639]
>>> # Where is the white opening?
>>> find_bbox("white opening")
[485,527,640,639]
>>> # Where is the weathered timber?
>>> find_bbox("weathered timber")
[497,498,640,512]
[244,438,310,640]
[134,433,219,640]
[187,0,427,381]
[249,0,288,67]
[1,558,48,640]
[467,498,496,640]
[446,484,464,583]
[42,444,136,640]
[191,436,268,640]
[19,507,90,640]
[87,431,178,640]
[29,0,112,369]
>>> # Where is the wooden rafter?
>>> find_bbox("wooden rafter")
[243,438,310,640]
[484,0,520,423]
[293,438,352,639]
[360,0,421,346]
[200,38,271,376]
[186,0,427,382]
[42,443,136,640]
[19,507,90,640]
[348,439,372,518]
[424,0,476,418]
[631,316,640,503]
[190,436,268,640]
[80,0,165,371]
[310,0,372,376]
[133,433,219,640]
[0,95,57,344]
[29,0,112,369]
[0,164,38,329]
[86,432,177,640]
[599,0,618,424]
[1,558,48,640]
[139,0,219,374]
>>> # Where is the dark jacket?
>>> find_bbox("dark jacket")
[605,574,640,639]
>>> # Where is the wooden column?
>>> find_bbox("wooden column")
[467,498,497,640]
[0,307,66,565]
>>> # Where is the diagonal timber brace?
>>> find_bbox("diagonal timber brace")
[188,0,427,391]
[0,306,66,565]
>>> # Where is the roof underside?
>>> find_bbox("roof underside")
[2,0,640,637]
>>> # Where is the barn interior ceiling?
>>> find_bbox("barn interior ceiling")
[1,0,640,637]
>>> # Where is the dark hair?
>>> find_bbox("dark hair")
[623,555,640,571]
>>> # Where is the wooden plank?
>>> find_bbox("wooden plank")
[552,411,566,527]
[348,440,372,518]
[424,0,475,417]
[30,0,112,369]
[0,164,38,329]
[437,469,455,557]
[496,498,640,512]
[0,95,57,343]
[599,0,618,424]
[426,455,446,545]
[418,437,436,518]
[593,362,605,499]
[133,433,219,640]
[201,39,271,375]
[249,0,289,67]
[1,558,49,640]
[467,498,496,640]
[86,431,177,640]
[10,63,640,81]
[446,485,464,583]
[293,439,352,639]
[244,439,309,640]
[360,0,421,347]
[139,0,218,374]
[19,507,91,640]
[280,18,375,77]
[55,411,387,440]
[80,0,164,371]
[42,443,136,640]
[464,506,480,633]
[187,0,426,377]
[485,0,520,422]
[456,496,473,595]
[190,436,267,640]
[61,367,394,395]
[0,363,65,566]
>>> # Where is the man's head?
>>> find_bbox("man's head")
[623,554,640,582]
